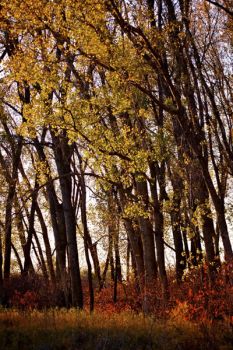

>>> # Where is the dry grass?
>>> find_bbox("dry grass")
[0,308,232,350]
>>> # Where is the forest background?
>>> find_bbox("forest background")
[0,2,233,347]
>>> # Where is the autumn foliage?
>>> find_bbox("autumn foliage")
[4,261,232,326]
[0,2,233,347]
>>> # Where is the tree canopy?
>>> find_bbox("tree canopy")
[0,0,232,312]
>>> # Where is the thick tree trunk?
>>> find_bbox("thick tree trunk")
[118,188,145,292]
[136,179,157,313]
[52,132,83,308]
[4,138,23,279]
[34,137,68,304]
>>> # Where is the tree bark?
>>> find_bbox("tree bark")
[52,131,83,308]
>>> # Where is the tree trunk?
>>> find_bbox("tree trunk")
[36,203,56,285]
[79,158,94,312]
[34,137,68,304]
[4,138,23,279]
[150,162,169,299]
[118,188,145,292]
[23,181,38,275]
[0,229,4,304]
[135,179,157,313]
[52,131,83,308]
[33,231,49,280]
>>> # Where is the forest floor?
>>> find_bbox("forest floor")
[0,308,232,350]
[1,268,233,349]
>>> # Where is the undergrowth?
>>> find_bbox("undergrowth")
[1,263,232,349]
